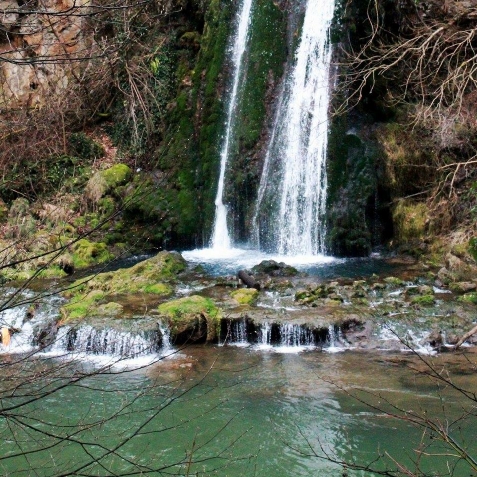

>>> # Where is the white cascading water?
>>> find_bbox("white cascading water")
[211,0,254,250]
[230,319,248,346]
[0,294,62,354]
[279,323,315,348]
[52,324,172,359]
[253,0,335,255]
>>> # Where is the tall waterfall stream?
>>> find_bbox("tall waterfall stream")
[253,0,334,255]
[211,0,254,250]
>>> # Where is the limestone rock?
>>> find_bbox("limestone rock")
[0,0,92,108]
[0,0,19,31]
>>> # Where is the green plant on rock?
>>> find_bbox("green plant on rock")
[85,164,132,204]
[64,252,185,305]
[61,290,106,322]
[230,288,259,305]
[70,239,113,269]
[392,200,427,243]
[158,295,221,342]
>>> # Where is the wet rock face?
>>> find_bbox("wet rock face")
[0,0,92,108]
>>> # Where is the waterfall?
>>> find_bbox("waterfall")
[0,294,61,354]
[225,319,249,347]
[211,0,254,250]
[257,322,315,351]
[279,323,315,348]
[325,325,347,353]
[253,0,335,255]
[259,321,272,348]
[54,325,169,358]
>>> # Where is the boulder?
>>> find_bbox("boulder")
[251,260,298,277]
[157,295,221,343]
[61,251,186,321]
[449,282,477,294]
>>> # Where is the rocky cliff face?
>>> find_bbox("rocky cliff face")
[0,0,93,108]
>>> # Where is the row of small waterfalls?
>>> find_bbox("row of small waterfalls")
[0,294,347,359]
[212,0,334,256]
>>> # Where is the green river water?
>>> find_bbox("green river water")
[1,346,476,476]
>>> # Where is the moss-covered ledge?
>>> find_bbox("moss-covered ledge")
[61,251,187,322]
[157,295,222,343]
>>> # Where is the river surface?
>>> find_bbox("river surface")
[1,346,476,476]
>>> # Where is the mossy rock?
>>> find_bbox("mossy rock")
[96,302,124,317]
[61,297,123,322]
[449,282,477,294]
[70,239,113,269]
[457,293,477,305]
[392,200,427,243]
[37,266,68,279]
[384,276,404,286]
[411,295,435,306]
[157,295,221,343]
[64,251,185,302]
[295,289,311,301]
[85,164,132,203]
[61,290,106,322]
[251,260,298,277]
[230,288,259,305]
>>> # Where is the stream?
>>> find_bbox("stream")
[0,344,475,476]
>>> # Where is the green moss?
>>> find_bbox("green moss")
[61,290,106,322]
[230,288,259,305]
[96,302,124,317]
[66,251,184,298]
[392,200,427,243]
[158,295,221,342]
[102,164,132,188]
[68,133,104,160]
[37,266,68,279]
[457,293,477,304]
[411,294,435,306]
[86,164,131,203]
[469,237,477,262]
[234,0,286,149]
[384,276,404,286]
[71,239,113,269]
[142,283,174,295]
[326,114,378,256]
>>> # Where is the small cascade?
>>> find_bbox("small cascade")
[158,322,172,354]
[0,294,61,354]
[259,321,272,348]
[257,322,315,352]
[56,325,165,358]
[326,325,346,353]
[211,0,254,250]
[253,0,335,255]
[226,319,249,347]
[279,323,315,349]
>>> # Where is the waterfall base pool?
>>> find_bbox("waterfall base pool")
[1,346,476,476]
[182,247,415,279]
